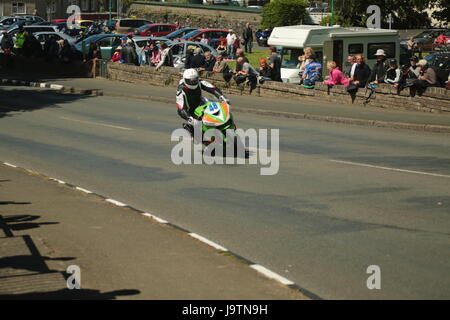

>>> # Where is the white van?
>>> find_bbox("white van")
[268,25,400,84]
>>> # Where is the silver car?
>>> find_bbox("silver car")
[33,32,76,46]
[166,40,218,69]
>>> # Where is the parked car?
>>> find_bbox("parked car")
[131,23,177,37]
[0,25,58,43]
[400,29,448,52]
[115,19,152,34]
[162,27,198,40]
[167,40,218,68]
[433,30,450,51]
[178,29,229,48]
[13,15,45,23]
[133,36,172,48]
[75,33,125,60]
[0,17,25,31]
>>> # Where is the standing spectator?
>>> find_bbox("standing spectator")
[14,25,28,56]
[384,59,401,92]
[175,21,182,30]
[268,46,282,82]
[190,47,205,69]
[407,37,417,56]
[155,42,173,70]
[368,49,389,85]
[324,61,349,87]
[86,40,101,61]
[410,59,438,96]
[302,55,322,88]
[200,33,209,45]
[242,22,253,54]
[226,29,237,60]
[258,58,273,84]
[149,43,162,66]
[344,55,356,79]
[184,45,195,69]
[1,31,14,54]
[198,51,216,72]
[349,54,371,88]
[59,39,75,63]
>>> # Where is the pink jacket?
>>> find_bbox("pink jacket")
[324,67,349,86]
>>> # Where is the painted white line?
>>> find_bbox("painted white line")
[76,186,92,194]
[3,162,17,168]
[50,84,64,90]
[250,264,295,286]
[49,178,66,184]
[59,116,133,131]
[330,159,450,179]
[40,83,47,88]
[105,199,127,207]
[188,233,228,252]
[142,213,168,224]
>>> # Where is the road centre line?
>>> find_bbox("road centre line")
[59,116,133,131]
[330,159,450,179]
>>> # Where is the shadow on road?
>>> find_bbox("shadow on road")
[0,288,141,300]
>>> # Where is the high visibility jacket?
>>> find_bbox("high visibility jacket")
[14,31,27,49]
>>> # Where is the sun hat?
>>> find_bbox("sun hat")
[375,49,386,56]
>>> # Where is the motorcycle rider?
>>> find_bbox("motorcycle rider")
[176,68,229,136]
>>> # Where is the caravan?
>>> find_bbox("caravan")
[268,25,400,84]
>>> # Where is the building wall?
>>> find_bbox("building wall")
[0,0,37,16]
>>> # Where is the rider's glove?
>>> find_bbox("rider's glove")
[219,95,230,104]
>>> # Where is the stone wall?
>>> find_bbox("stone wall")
[106,62,450,114]
[128,3,262,37]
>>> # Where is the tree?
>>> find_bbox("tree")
[261,0,309,28]
[430,0,450,25]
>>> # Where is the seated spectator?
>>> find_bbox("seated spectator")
[184,45,195,69]
[368,49,389,85]
[86,40,101,61]
[348,54,371,89]
[302,55,322,89]
[409,59,438,96]
[155,42,173,70]
[297,47,315,80]
[384,59,401,91]
[446,74,450,90]
[150,43,161,66]
[212,54,229,73]
[200,33,209,45]
[216,40,227,56]
[111,47,121,62]
[258,58,272,84]
[190,47,205,69]
[233,56,258,93]
[343,55,356,78]
[235,48,249,72]
[197,51,216,72]
[408,56,420,78]
[324,61,349,87]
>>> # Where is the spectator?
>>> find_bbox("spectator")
[111,47,121,62]
[242,22,253,54]
[446,74,450,90]
[149,42,161,66]
[407,37,417,56]
[343,55,356,79]
[226,29,237,59]
[216,40,227,56]
[268,46,282,82]
[212,54,232,82]
[184,45,195,69]
[200,33,209,45]
[408,55,420,78]
[233,56,258,93]
[348,54,371,89]
[235,48,249,72]
[198,51,216,72]
[384,58,401,92]
[302,55,322,89]
[258,58,273,84]
[410,59,438,96]
[1,31,14,54]
[368,49,389,85]
[155,42,173,70]
[14,25,28,56]
[59,39,75,63]
[190,47,205,69]
[324,61,349,87]
[44,36,60,62]
[297,47,315,78]
[86,40,101,61]
[175,21,182,30]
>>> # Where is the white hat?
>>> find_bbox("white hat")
[417,59,428,67]
[375,49,386,56]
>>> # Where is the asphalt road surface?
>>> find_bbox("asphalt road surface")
[1,86,449,299]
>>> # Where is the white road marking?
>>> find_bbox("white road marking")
[250,264,295,286]
[330,159,450,179]
[188,233,228,252]
[142,213,168,224]
[59,116,133,131]
[105,199,127,207]
[50,84,64,90]
[75,186,92,194]
[40,83,47,88]
[3,162,17,168]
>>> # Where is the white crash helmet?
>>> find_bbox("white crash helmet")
[183,68,199,90]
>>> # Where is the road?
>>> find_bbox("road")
[0,85,449,299]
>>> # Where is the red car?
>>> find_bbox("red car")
[178,29,229,44]
[52,19,67,23]
[131,23,177,37]
[433,31,450,51]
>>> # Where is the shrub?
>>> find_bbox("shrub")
[261,0,309,28]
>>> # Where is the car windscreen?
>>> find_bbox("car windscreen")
[180,30,201,40]
[75,34,104,50]
[166,28,193,38]
[136,24,151,32]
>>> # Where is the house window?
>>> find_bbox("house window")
[348,43,364,55]
[367,43,396,59]
[12,2,26,14]
[81,0,89,11]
